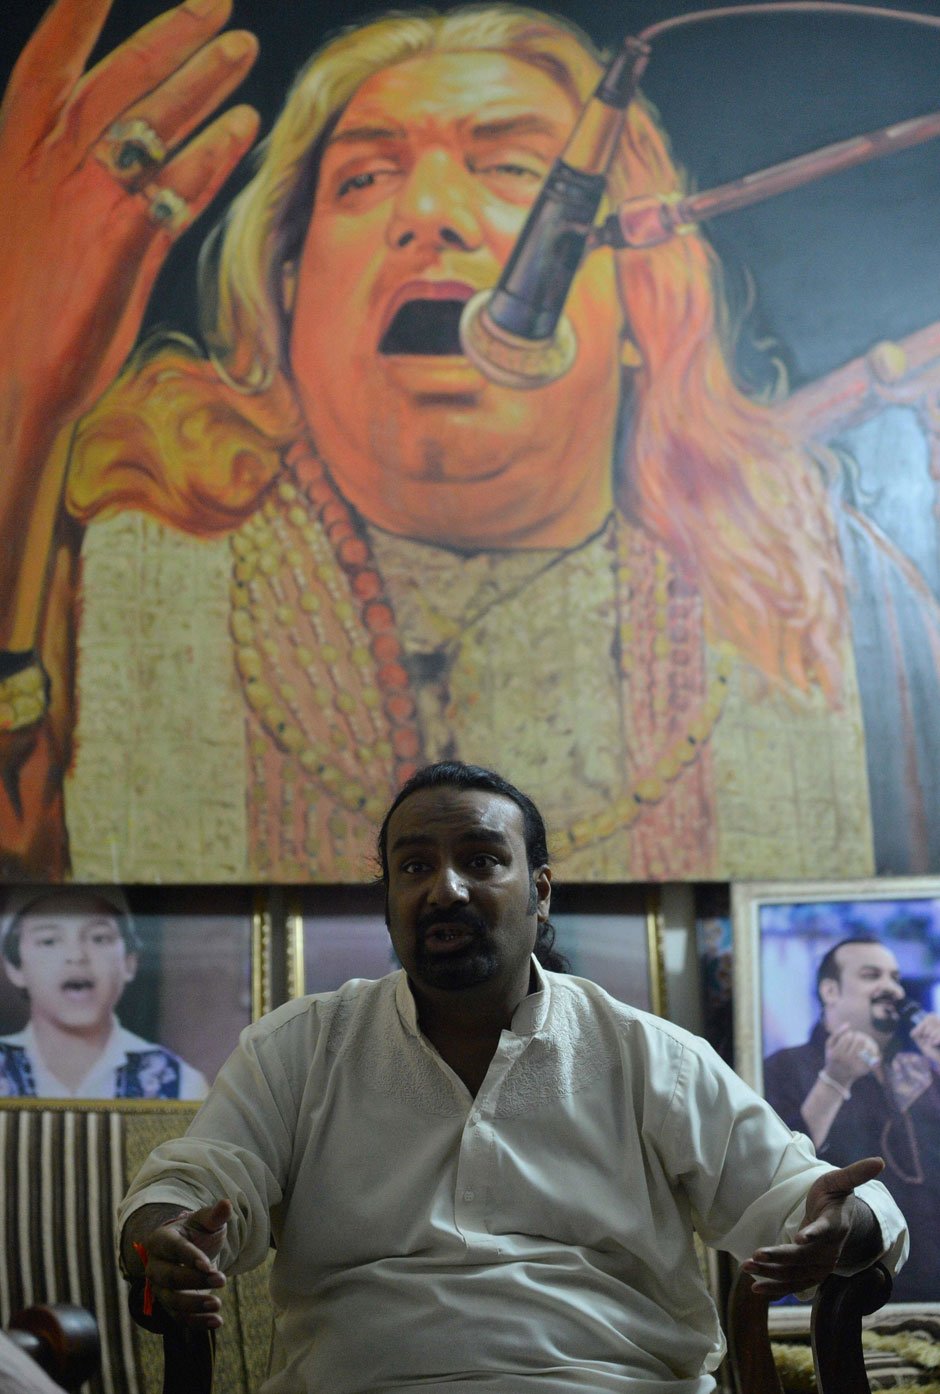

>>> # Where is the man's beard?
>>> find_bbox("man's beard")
[870,995,901,1035]
[412,907,498,991]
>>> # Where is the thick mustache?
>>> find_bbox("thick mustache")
[416,907,487,939]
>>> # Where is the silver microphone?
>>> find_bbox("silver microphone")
[460,35,649,389]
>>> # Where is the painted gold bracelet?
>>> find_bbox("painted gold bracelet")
[0,661,48,733]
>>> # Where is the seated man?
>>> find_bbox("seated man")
[119,762,907,1393]
[0,887,207,1100]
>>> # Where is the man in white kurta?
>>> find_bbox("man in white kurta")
[119,765,907,1393]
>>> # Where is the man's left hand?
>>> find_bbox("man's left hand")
[740,1156,885,1297]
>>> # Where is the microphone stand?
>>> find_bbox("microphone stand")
[461,1,940,389]
[595,108,940,251]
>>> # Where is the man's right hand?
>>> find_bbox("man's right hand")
[0,0,258,443]
[134,1199,232,1329]
[824,1021,882,1087]
[0,0,260,650]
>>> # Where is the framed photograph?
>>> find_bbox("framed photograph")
[288,885,392,998]
[0,885,270,1110]
[548,884,666,1016]
[733,878,940,1314]
[289,884,665,1015]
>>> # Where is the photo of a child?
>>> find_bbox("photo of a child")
[0,887,209,1100]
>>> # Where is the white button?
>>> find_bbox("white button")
[470,1111,481,1125]
[462,1189,475,1202]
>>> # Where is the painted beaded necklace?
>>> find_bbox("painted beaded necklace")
[228,440,731,879]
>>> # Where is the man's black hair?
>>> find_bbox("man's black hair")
[815,935,882,1005]
[378,761,568,973]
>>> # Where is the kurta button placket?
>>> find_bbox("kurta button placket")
[452,1031,533,1246]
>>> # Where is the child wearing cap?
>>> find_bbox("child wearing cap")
[0,889,207,1099]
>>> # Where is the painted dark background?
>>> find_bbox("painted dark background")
[7,0,940,393]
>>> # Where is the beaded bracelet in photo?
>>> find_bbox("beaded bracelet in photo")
[817,1068,852,1101]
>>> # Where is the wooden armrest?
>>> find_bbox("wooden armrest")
[127,1278,216,1394]
[727,1262,894,1394]
[811,1263,893,1394]
[7,1304,100,1391]
[726,1269,783,1394]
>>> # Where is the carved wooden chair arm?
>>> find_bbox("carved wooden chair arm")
[811,1262,893,1394]
[6,1303,100,1391]
[727,1261,894,1394]
[128,1277,216,1394]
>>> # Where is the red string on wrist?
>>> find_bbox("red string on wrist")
[132,1241,154,1316]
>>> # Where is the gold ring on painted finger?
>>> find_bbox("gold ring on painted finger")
[145,187,190,232]
[99,119,167,183]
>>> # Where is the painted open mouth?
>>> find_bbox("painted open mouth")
[379,299,467,356]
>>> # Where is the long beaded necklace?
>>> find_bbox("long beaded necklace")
[228,439,731,879]
[550,520,731,873]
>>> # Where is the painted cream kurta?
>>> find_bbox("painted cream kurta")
[66,508,873,881]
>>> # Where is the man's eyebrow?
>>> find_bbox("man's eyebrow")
[326,114,564,151]
[326,124,407,148]
[469,115,565,141]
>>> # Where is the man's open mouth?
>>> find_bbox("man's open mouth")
[379,298,469,356]
[423,926,477,955]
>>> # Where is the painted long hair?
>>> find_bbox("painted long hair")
[69,4,847,698]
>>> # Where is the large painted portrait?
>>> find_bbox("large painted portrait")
[2,0,940,884]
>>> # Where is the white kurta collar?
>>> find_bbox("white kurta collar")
[394,956,550,1039]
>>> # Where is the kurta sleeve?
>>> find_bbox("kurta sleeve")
[658,1034,908,1277]
[117,999,317,1275]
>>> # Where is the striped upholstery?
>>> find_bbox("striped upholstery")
[0,1108,139,1394]
[0,1107,273,1394]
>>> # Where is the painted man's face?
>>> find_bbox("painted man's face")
[289,50,624,549]
[5,899,136,1035]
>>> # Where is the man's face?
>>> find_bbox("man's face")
[289,50,623,549]
[4,898,136,1034]
[384,787,551,995]
[820,942,905,1038]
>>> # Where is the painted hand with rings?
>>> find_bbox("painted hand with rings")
[824,1021,882,1088]
[0,0,258,474]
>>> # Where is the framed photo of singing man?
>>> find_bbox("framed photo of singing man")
[733,878,940,1310]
